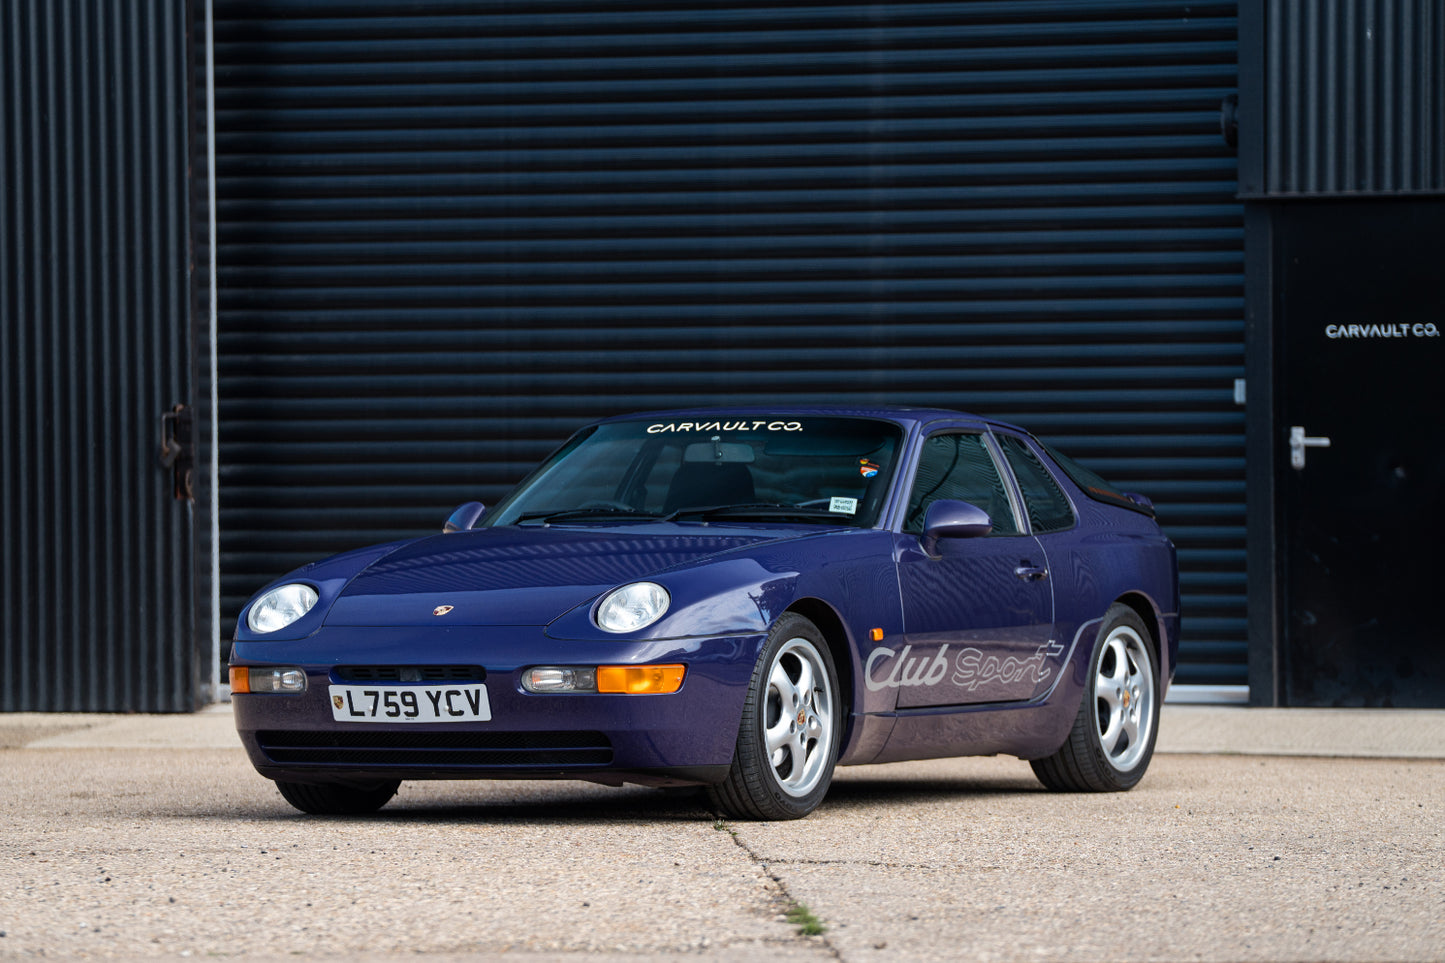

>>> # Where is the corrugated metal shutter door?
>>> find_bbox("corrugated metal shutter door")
[214,1,1244,686]
[1259,0,1445,196]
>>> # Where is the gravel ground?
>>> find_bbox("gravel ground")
[1,743,1441,962]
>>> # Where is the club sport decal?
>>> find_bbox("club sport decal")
[865,640,1067,692]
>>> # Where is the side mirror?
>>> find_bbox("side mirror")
[1122,491,1155,513]
[920,499,992,556]
[443,501,486,533]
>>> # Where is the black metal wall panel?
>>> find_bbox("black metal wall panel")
[214,0,1246,685]
[1260,0,1445,195]
[1,0,199,710]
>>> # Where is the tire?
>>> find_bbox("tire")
[707,614,842,820]
[1031,604,1159,792]
[275,779,400,815]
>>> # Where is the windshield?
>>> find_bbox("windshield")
[486,416,905,528]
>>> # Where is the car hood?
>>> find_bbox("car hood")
[322,526,811,627]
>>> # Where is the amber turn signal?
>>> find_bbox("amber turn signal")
[595,664,685,694]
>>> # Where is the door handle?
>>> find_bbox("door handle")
[159,404,194,501]
[1289,426,1331,470]
[1015,564,1048,582]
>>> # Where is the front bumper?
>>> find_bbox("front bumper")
[231,626,765,787]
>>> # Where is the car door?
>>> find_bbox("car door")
[889,431,1055,707]
[992,432,1082,701]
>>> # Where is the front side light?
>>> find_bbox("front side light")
[594,581,670,633]
[520,664,685,695]
[522,666,598,693]
[246,583,319,634]
[230,665,308,694]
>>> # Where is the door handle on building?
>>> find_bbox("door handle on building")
[159,404,195,501]
[1289,426,1330,470]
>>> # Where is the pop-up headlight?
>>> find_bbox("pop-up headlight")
[246,583,319,634]
[594,582,670,633]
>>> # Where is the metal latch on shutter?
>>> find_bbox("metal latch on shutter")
[159,403,194,501]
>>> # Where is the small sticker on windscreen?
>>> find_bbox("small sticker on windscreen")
[829,497,859,515]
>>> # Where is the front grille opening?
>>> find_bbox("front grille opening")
[256,729,612,768]
[333,665,486,683]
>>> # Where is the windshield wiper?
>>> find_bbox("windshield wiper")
[664,503,844,523]
[516,508,662,525]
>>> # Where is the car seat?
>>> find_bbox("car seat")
[663,462,756,513]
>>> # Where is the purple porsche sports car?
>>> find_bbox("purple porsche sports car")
[231,407,1178,819]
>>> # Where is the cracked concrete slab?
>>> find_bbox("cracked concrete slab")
[2,707,1442,960]
[0,749,828,960]
[739,755,1445,962]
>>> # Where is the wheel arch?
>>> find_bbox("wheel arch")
[783,596,854,717]
[1111,591,1169,687]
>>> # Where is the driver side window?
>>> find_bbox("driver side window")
[903,433,1020,536]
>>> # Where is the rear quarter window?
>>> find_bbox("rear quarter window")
[997,434,1076,533]
[1039,441,1155,517]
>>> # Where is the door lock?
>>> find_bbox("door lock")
[1289,426,1331,470]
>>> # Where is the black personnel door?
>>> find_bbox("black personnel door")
[1275,200,1445,707]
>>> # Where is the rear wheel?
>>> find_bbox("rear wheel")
[1031,604,1159,792]
[275,779,400,815]
[708,614,842,820]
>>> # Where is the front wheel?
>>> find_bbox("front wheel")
[275,779,400,815]
[1031,604,1159,792]
[707,614,842,820]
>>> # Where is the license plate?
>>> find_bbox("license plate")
[328,685,491,723]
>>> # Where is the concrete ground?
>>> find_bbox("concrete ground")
[1,706,1441,961]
